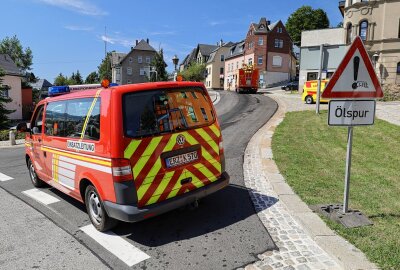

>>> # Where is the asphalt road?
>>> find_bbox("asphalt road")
[0,90,278,270]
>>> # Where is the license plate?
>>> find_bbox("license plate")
[166,151,198,168]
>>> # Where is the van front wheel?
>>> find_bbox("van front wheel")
[85,185,118,232]
[28,158,44,187]
[305,96,313,104]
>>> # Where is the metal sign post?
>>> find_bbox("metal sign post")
[343,126,353,213]
[316,44,324,115]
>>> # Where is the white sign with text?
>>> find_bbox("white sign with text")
[328,100,376,126]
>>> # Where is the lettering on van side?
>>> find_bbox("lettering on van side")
[67,140,95,153]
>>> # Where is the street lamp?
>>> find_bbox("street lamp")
[172,55,179,71]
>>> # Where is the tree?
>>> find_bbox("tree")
[72,70,83,84]
[85,71,100,84]
[149,49,168,82]
[98,52,112,81]
[285,6,330,46]
[54,73,69,86]
[180,63,206,82]
[0,35,33,73]
[0,68,15,128]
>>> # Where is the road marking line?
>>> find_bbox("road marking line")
[22,188,60,205]
[80,225,150,266]
[0,172,13,181]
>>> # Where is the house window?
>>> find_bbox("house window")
[397,62,400,75]
[139,68,145,76]
[138,56,142,63]
[127,67,132,75]
[258,37,264,45]
[127,80,131,84]
[277,27,283,33]
[220,67,224,74]
[274,39,283,48]
[129,57,132,63]
[0,85,10,97]
[346,23,353,44]
[220,54,225,62]
[359,20,368,41]
[258,56,263,65]
[272,56,282,67]
[146,56,151,64]
[248,58,253,65]
[236,61,239,69]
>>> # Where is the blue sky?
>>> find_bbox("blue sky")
[2,0,343,83]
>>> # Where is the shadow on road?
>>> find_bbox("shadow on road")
[112,184,278,247]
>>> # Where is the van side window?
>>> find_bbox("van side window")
[31,105,45,134]
[45,101,66,136]
[65,98,101,140]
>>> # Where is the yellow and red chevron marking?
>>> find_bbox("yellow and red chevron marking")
[123,124,222,207]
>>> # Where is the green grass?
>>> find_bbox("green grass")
[272,110,400,269]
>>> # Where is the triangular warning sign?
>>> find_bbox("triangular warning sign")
[322,36,383,99]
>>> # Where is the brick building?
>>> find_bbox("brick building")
[243,18,296,87]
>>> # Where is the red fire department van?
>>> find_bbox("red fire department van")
[18,81,229,231]
[236,64,259,94]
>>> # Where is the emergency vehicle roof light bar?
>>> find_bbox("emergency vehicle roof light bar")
[48,82,119,97]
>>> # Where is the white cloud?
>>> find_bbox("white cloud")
[37,0,107,16]
[149,31,177,36]
[64,25,93,31]
[100,35,135,47]
[209,20,226,26]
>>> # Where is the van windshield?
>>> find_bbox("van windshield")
[123,87,215,138]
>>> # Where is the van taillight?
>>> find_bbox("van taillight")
[111,158,133,182]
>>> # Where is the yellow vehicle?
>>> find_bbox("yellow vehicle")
[302,80,330,104]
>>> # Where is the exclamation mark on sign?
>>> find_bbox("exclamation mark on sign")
[352,56,360,89]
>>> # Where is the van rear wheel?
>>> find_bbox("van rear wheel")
[85,185,118,232]
[305,95,313,104]
[27,158,44,187]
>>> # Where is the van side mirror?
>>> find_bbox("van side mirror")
[16,122,30,133]
[32,127,40,134]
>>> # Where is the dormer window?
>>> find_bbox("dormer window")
[259,24,265,29]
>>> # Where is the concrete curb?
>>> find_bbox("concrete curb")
[0,139,25,148]
[243,94,378,270]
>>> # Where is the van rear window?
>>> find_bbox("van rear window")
[123,87,215,138]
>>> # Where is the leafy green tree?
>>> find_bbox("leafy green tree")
[0,35,33,73]
[0,68,15,128]
[98,52,112,81]
[149,49,168,82]
[54,73,69,86]
[85,71,100,84]
[285,6,330,46]
[72,70,83,84]
[180,63,206,82]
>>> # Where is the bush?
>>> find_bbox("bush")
[381,84,400,102]
[0,130,25,141]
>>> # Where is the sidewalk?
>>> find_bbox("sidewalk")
[242,89,381,270]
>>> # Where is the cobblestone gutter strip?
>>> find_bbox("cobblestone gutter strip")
[241,95,378,270]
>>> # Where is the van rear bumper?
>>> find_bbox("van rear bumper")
[103,172,230,223]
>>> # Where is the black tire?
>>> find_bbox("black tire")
[27,158,45,187]
[85,185,118,232]
[305,95,314,104]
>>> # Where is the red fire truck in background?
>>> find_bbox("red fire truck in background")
[235,64,259,94]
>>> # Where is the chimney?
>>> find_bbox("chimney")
[267,20,271,25]
[136,40,139,45]
[146,38,149,44]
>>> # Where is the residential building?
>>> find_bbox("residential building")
[224,41,245,90]
[299,28,347,91]
[0,54,23,120]
[205,41,233,89]
[243,17,296,88]
[179,43,218,72]
[340,0,400,85]
[30,79,53,98]
[111,39,157,85]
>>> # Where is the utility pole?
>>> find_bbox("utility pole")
[104,26,107,58]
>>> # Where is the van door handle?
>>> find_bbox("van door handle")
[43,151,46,158]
